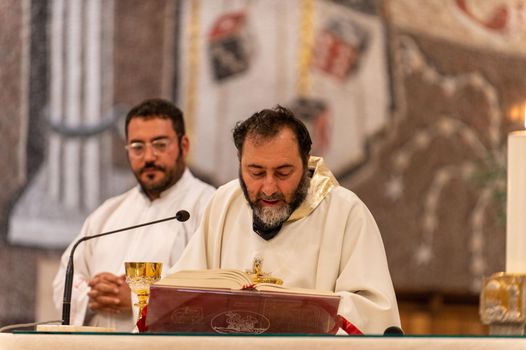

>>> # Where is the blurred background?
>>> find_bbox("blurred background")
[2,0,526,334]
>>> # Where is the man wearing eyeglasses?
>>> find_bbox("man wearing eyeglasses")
[52,99,215,331]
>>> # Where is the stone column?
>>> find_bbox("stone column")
[9,0,133,247]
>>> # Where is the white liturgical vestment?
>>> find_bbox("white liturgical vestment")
[53,169,214,331]
[172,157,400,334]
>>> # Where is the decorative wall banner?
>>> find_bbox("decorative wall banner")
[177,0,389,184]
[312,17,369,80]
[289,97,330,155]
[208,11,252,82]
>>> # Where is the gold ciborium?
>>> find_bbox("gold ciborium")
[125,262,163,322]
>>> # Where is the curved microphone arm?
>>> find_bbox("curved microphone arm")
[61,210,190,325]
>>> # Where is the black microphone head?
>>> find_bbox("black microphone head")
[175,210,190,222]
[384,326,404,336]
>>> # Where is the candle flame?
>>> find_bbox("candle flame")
[509,103,526,129]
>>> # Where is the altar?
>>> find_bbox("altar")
[1,332,525,350]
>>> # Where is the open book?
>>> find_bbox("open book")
[146,269,341,334]
[155,268,336,296]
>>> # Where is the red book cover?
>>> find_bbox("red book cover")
[146,285,341,334]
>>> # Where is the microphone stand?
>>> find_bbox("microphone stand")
[62,211,189,325]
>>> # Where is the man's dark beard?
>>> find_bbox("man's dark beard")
[240,167,310,239]
[137,156,185,198]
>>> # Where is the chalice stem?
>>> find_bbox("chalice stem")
[136,293,149,321]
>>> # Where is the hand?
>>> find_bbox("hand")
[87,272,131,314]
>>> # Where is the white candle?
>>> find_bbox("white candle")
[506,115,526,273]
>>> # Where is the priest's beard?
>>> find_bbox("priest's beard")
[240,168,310,232]
[136,153,185,198]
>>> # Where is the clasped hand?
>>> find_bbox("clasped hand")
[87,272,131,314]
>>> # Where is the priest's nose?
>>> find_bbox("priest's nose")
[261,175,278,196]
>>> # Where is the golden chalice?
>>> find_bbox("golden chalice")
[124,262,163,322]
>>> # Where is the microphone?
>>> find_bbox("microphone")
[61,210,190,325]
[384,326,404,336]
[175,209,190,222]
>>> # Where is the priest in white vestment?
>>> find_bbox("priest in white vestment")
[53,99,215,331]
[172,105,400,334]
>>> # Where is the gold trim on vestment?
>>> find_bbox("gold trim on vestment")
[287,156,338,222]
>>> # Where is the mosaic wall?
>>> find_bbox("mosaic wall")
[345,0,526,293]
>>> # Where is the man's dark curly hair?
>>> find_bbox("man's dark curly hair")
[232,105,312,166]
[125,98,185,139]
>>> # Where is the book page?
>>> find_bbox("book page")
[155,269,338,297]
[155,269,253,289]
[255,283,337,297]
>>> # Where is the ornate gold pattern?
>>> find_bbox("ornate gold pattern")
[480,272,526,325]
[125,262,163,322]
[247,257,283,285]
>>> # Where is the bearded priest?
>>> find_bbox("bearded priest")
[169,105,400,334]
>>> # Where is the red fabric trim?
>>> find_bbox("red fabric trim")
[136,305,148,333]
[337,315,363,335]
